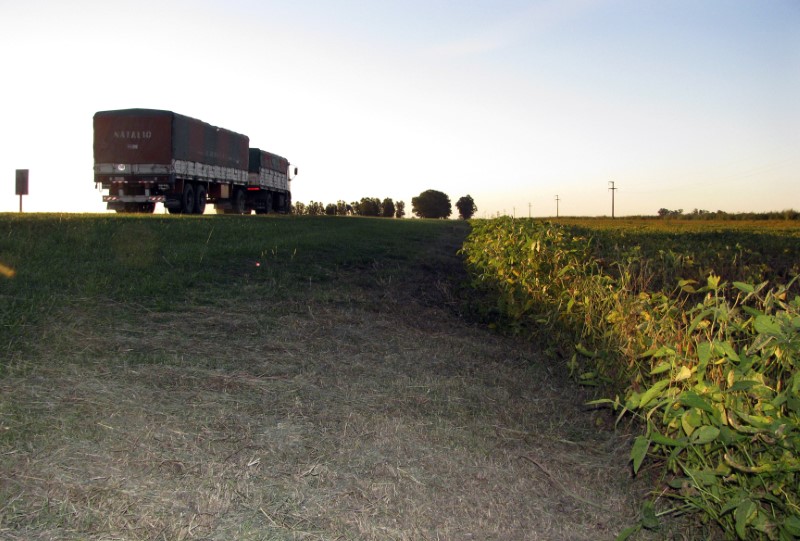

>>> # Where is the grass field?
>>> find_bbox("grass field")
[0,214,677,540]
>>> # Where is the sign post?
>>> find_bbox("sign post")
[15,169,28,213]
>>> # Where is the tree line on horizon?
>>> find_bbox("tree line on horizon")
[293,198,404,218]
[655,207,800,220]
[291,190,478,220]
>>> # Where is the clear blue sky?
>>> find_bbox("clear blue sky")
[1,0,798,216]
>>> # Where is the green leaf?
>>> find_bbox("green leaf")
[741,305,763,318]
[734,499,756,540]
[729,380,758,392]
[688,309,713,334]
[733,281,754,293]
[631,435,650,474]
[641,345,676,359]
[691,425,720,445]
[575,343,598,358]
[638,348,658,359]
[650,431,684,447]
[697,341,712,366]
[639,379,671,409]
[718,426,743,445]
[650,361,672,375]
[738,412,774,430]
[614,525,640,541]
[784,515,800,536]
[754,315,781,336]
[720,498,740,516]
[586,398,616,406]
[678,279,697,293]
[679,391,715,414]
[640,500,660,530]
[687,468,717,486]
[681,409,703,436]
[717,341,740,363]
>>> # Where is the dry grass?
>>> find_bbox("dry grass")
[0,223,690,540]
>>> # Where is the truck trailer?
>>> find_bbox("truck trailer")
[93,109,294,214]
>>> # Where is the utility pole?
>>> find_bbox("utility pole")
[528,202,532,218]
[555,195,560,218]
[609,181,618,219]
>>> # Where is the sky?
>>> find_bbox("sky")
[0,0,798,217]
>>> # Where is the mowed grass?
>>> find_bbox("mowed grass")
[1,214,451,356]
[1,214,678,540]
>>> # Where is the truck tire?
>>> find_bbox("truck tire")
[255,192,272,215]
[180,183,195,214]
[194,184,207,215]
[231,188,246,214]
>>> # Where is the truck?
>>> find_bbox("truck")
[93,108,295,214]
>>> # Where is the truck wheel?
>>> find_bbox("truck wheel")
[194,185,207,215]
[180,183,195,214]
[231,188,246,214]
[255,192,272,215]
[141,202,156,214]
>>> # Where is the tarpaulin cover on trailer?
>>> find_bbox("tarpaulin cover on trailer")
[93,109,249,169]
[248,148,289,173]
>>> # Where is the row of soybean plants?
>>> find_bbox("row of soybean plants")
[461,217,799,540]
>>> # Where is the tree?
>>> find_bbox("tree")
[412,190,451,219]
[455,195,477,220]
[325,203,337,215]
[293,201,306,215]
[381,198,395,218]
[395,200,405,219]
[657,208,684,218]
[359,197,382,216]
[306,201,325,216]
